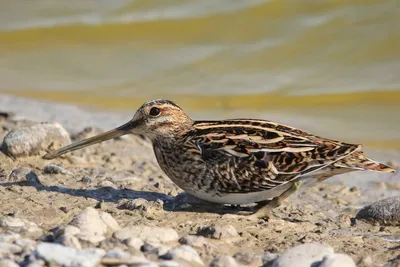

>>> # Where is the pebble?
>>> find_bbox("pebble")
[103,248,132,260]
[55,234,82,249]
[114,226,179,243]
[272,242,334,267]
[179,235,208,248]
[0,217,43,239]
[117,198,163,212]
[319,253,356,267]
[69,207,120,235]
[123,237,144,250]
[6,167,41,185]
[141,242,171,257]
[0,233,21,243]
[0,260,19,267]
[0,242,23,254]
[34,242,105,267]
[233,252,262,266]
[356,196,400,226]
[196,224,239,239]
[159,261,181,267]
[209,256,240,267]
[2,122,71,158]
[75,232,106,245]
[161,245,204,266]
[43,164,73,176]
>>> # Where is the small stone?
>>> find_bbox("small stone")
[272,243,334,267]
[124,237,144,250]
[233,252,262,266]
[356,196,400,226]
[179,235,208,248]
[2,122,71,158]
[69,207,118,236]
[141,242,170,257]
[99,211,120,233]
[114,226,179,243]
[6,168,41,185]
[44,164,73,175]
[25,261,45,267]
[159,261,181,267]
[0,217,25,228]
[262,252,279,265]
[14,238,36,254]
[161,245,204,266]
[196,224,239,240]
[0,242,23,254]
[210,256,240,267]
[104,248,132,259]
[61,225,81,236]
[0,260,19,267]
[75,232,105,245]
[0,233,21,243]
[55,234,82,249]
[34,242,105,267]
[117,198,163,212]
[319,253,356,267]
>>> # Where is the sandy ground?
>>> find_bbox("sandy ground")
[0,94,399,266]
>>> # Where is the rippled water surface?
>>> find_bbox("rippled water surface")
[0,0,399,149]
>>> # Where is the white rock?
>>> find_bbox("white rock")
[0,260,19,267]
[104,248,132,259]
[75,232,105,245]
[159,261,181,267]
[114,226,179,243]
[272,243,334,267]
[62,225,81,236]
[2,122,71,158]
[196,224,239,239]
[163,245,204,266]
[99,211,120,233]
[56,234,82,250]
[319,253,356,267]
[210,256,240,267]
[0,242,23,254]
[179,235,208,248]
[0,217,25,228]
[0,233,21,243]
[124,237,144,250]
[35,242,105,267]
[69,207,108,235]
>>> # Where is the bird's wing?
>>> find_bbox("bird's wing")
[188,119,361,193]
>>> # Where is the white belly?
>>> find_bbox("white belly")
[186,182,293,205]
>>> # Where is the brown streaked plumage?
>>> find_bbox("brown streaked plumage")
[43,99,396,219]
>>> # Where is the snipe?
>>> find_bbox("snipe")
[43,99,395,219]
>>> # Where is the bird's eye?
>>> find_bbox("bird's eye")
[149,107,161,117]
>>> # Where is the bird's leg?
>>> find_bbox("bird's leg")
[248,181,301,220]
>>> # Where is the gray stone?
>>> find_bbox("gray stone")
[2,122,71,158]
[162,245,204,266]
[179,235,208,248]
[25,261,45,267]
[356,196,400,226]
[100,255,152,266]
[0,260,19,267]
[319,253,356,267]
[114,226,179,243]
[233,252,262,266]
[0,217,25,228]
[44,164,73,175]
[141,242,171,257]
[0,217,42,239]
[6,168,41,185]
[196,224,239,240]
[117,198,163,212]
[14,238,36,252]
[69,207,119,236]
[104,248,132,259]
[34,242,105,267]
[210,256,240,267]
[272,243,334,267]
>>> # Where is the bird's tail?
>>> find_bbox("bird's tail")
[333,151,396,173]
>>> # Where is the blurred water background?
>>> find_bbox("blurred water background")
[0,0,399,150]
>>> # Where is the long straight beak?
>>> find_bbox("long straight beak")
[42,120,135,160]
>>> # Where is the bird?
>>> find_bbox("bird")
[43,99,395,219]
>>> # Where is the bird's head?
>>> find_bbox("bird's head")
[42,99,193,159]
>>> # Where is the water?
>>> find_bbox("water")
[0,0,399,149]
